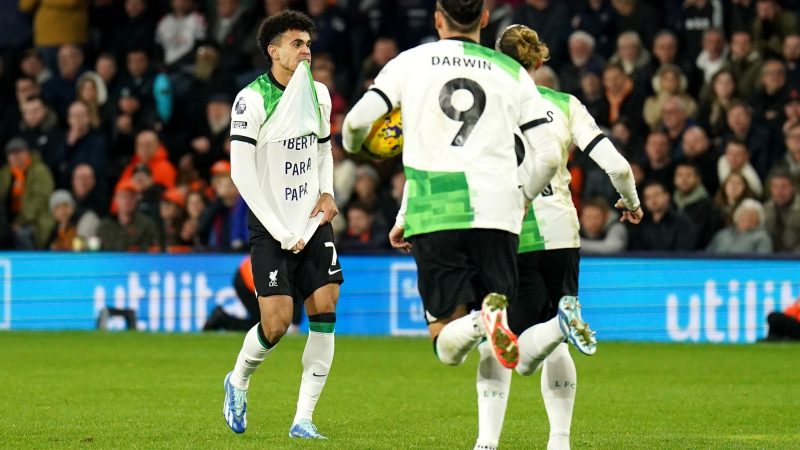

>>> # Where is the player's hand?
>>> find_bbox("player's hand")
[311,193,338,225]
[615,199,643,224]
[291,239,306,254]
[389,225,412,253]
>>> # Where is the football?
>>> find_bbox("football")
[361,108,403,159]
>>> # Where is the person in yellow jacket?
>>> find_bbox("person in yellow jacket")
[19,0,89,70]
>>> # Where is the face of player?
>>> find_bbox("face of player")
[270,30,312,74]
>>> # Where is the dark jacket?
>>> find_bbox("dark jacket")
[96,212,159,251]
[627,208,696,251]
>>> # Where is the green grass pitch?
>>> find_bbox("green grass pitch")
[1,332,797,449]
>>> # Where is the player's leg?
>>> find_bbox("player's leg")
[469,229,520,450]
[411,231,486,366]
[223,230,296,433]
[289,223,342,439]
[510,251,551,375]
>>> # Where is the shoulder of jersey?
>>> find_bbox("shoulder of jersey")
[313,81,332,107]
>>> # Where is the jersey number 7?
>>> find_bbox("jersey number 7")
[438,78,486,147]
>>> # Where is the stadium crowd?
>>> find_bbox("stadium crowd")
[0,0,799,254]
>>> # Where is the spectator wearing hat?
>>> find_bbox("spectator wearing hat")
[763,169,800,252]
[707,198,772,254]
[0,138,55,249]
[62,100,107,189]
[115,129,176,198]
[17,96,66,177]
[160,187,189,252]
[96,179,159,251]
[197,160,248,251]
[46,189,99,251]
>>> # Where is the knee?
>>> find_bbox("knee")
[260,318,289,344]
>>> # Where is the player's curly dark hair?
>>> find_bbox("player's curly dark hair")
[256,10,315,59]
[436,0,483,33]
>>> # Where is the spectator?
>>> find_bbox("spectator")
[182,45,237,128]
[676,0,724,64]
[533,65,559,90]
[723,30,763,100]
[695,28,728,86]
[311,54,347,119]
[673,162,723,249]
[480,0,514,50]
[610,0,661,50]
[580,71,605,126]
[677,126,720,195]
[0,138,55,249]
[62,100,107,189]
[627,180,696,251]
[773,123,800,181]
[42,45,85,120]
[512,0,571,68]
[608,31,652,89]
[180,189,206,249]
[94,53,119,98]
[111,0,157,58]
[784,34,800,89]
[660,95,695,157]
[578,197,628,254]
[159,187,188,251]
[306,0,352,87]
[558,31,605,96]
[764,297,800,341]
[17,96,66,177]
[332,136,356,210]
[782,88,800,136]
[198,160,248,251]
[18,48,52,85]
[717,139,764,197]
[599,63,646,134]
[209,0,253,73]
[641,131,675,190]
[115,129,177,195]
[752,0,798,59]
[763,169,800,252]
[697,68,739,139]
[155,0,207,69]
[572,0,616,58]
[644,65,698,131]
[650,30,683,71]
[337,201,389,253]
[714,172,757,225]
[722,101,772,179]
[46,189,98,251]
[707,198,772,254]
[71,163,108,220]
[96,180,159,251]
[18,0,89,71]
[130,163,164,223]
[751,60,790,145]
[356,37,399,99]
[187,95,231,180]
[75,72,109,130]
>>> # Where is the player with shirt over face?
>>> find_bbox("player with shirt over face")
[343,2,569,449]
[497,25,643,450]
[221,10,342,440]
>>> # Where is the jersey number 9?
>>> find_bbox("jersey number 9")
[438,78,486,147]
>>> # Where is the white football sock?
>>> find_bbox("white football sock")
[293,330,335,424]
[516,317,565,376]
[435,311,482,365]
[475,340,511,449]
[542,343,576,450]
[230,323,274,390]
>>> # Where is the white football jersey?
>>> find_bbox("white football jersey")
[229,62,331,239]
[370,38,552,237]
[518,87,608,252]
